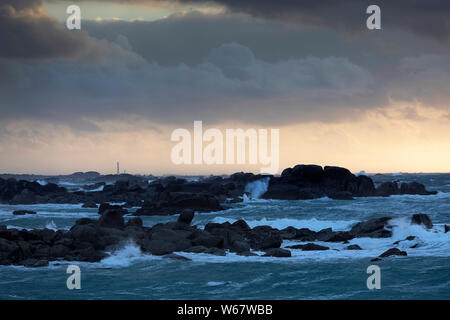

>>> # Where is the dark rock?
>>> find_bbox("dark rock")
[69,224,99,245]
[300,243,329,251]
[445,225,449,233]
[98,209,125,229]
[371,257,382,262]
[323,166,352,191]
[237,251,258,256]
[325,231,354,242]
[163,253,192,261]
[98,203,128,216]
[125,217,143,228]
[50,244,70,258]
[327,191,354,200]
[345,244,362,250]
[191,234,223,249]
[350,217,392,238]
[184,245,209,253]
[22,258,49,268]
[12,210,36,215]
[376,182,399,196]
[177,210,194,225]
[75,218,96,226]
[411,214,433,229]
[379,248,407,258]
[263,248,291,257]
[231,219,251,233]
[400,182,437,195]
[247,226,282,250]
[315,228,334,241]
[262,183,299,200]
[285,244,305,249]
[82,201,97,208]
[229,240,250,253]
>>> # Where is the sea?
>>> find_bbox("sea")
[0,173,449,299]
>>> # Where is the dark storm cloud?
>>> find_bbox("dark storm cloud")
[0,0,106,59]
[1,1,449,132]
[72,0,450,39]
[175,0,450,39]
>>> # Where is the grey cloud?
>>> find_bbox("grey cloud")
[0,42,384,129]
[0,0,108,59]
[73,0,450,39]
[175,0,450,39]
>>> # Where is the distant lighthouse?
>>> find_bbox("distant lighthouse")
[116,161,120,175]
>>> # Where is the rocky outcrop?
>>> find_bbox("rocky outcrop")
[411,214,433,229]
[378,248,407,258]
[262,165,435,200]
[0,165,438,209]
[135,192,224,216]
[286,243,330,251]
[0,211,440,267]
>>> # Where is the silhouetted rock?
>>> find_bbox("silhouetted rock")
[379,248,407,258]
[401,182,437,195]
[82,201,97,208]
[263,248,291,257]
[163,253,192,261]
[376,182,399,196]
[98,208,125,229]
[327,191,354,200]
[12,210,36,215]
[300,243,330,251]
[345,244,362,250]
[350,217,392,238]
[177,210,195,225]
[411,214,433,229]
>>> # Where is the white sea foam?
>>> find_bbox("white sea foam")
[35,180,48,186]
[100,241,147,267]
[45,220,58,231]
[85,185,104,192]
[244,178,270,200]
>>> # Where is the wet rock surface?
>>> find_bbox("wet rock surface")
[0,205,436,267]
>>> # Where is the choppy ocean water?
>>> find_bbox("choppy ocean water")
[0,173,449,299]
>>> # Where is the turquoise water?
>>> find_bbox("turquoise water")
[1,174,449,299]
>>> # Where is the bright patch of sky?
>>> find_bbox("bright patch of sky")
[43,0,223,22]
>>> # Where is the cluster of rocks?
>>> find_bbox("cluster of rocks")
[0,202,439,266]
[264,165,437,200]
[0,164,438,216]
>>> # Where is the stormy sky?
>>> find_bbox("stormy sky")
[1,0,449,174]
